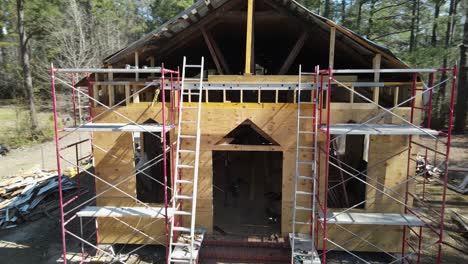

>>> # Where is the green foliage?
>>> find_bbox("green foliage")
[0,105,56,148]
[0,0,465,143]
[296,0,464,70]
[148,0,193,28]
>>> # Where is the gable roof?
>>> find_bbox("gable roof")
[104,0,407,68]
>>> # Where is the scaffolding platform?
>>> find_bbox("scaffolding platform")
[322,124,439,135]
[289,233,321,264]
[318,212,425,226]
[63,123,174,133]
[76,206,172,218]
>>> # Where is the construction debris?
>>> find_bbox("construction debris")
[0,171,78,229]
[0,144,9,157]
[416,155,444,178]
[451,210,468,238]
[417,156,468,194]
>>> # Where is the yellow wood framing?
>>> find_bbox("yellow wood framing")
[244,0,254,75]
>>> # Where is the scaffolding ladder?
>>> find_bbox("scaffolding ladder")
[290,66,321,264]
[169,57,205,264]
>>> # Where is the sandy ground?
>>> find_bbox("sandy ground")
[0,132,91,178]
[0,134,467,263]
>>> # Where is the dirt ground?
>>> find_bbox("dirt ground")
[0,134,467,263]
[0,132,90,179]
[0,132,92,264]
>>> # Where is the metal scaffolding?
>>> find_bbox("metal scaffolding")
[50,65,182,264]
[51,60,457,264]
[300,66,458,264]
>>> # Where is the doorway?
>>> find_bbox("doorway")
[212,151,283,237]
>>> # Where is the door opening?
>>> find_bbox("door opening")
[212,151,283,237]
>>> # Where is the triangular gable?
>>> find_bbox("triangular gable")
[216,119,279,146]
[103,0,406,70]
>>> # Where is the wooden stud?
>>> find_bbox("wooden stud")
[373,54,382,103]
[244,0,255,75]
[93,85,99,107]
[125,84,131,105]
[279,31,308,74]
[240,89,243,103]
[132,85,140,103]
[394,86,400,107]
[108,66,114,106]
[325,20,405,67]
[149,56,155,77]
[135,52,139,81]
[329,27,336,69]
[223,89,226,103]
[257,88,261,104]
[108,86,115,106]
[205,89,209,103]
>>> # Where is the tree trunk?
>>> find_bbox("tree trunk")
[367,0,377,38]
[341,0,346,24]
[431,0,442,47]
[454,0,468,132]
[324,0,331,18]
[409,0,418,52]
[439,0,456,99]
[356,0,364,31]
[16,0,41,138]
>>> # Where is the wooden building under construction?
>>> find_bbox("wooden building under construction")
[58,0,457,263]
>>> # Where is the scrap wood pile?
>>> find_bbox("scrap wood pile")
[0,171,80,229]
[416,155,444,178]
[416,155,468,194]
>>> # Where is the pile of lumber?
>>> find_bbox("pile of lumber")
[0,171,78,229]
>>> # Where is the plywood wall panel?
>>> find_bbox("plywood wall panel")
[90,102,414,251]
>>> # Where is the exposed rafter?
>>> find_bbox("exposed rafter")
[201,27,231,74]
[278,31,308,74]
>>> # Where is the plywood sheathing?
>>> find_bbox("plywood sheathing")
[315,134,410,252]
[91,104,174,244]
[90,102,414,251]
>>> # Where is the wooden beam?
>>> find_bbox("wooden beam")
[223,11,288,22]
[394,86,399,107]
[264,0,375,67]
[149,56,155,77]
[201,27,231,74]
[205,0,214,10]
[278,31,308,74]
[329,27,336,69]
[133,85,140,103]
[373,54,382,103]
[125,84,130,105]
[93,85,99,107]
[244,0,255,75]
[108,66,114,106]
[325,20,406,68]
[158,0,243,57]
[135,52,139,81]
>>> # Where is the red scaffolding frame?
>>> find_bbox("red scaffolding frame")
[50,65,180,263]
[312,66,458,263]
